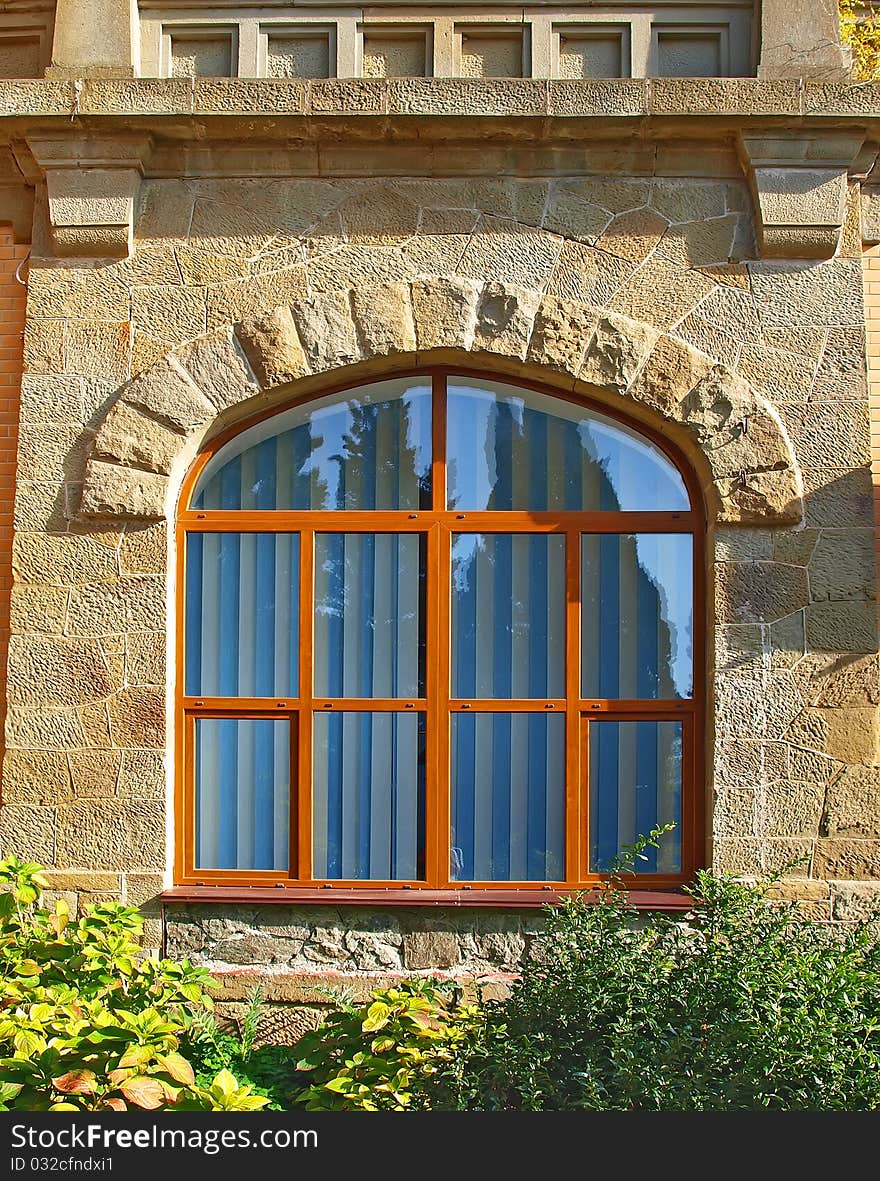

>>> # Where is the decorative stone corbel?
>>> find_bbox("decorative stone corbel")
[737,132,865,260]
[26,135,152,259]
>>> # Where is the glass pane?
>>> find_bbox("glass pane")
[582,533,693,699]
[195,717,290,871]
[447,378,689,511]
[314,534,425,698]
[452,534,565,698]
[313,712,425,880]
[192,378,432,510]
[589,720,682,873]
[186,533,299,697]
[451,713,565,881]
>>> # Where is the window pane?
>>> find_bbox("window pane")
[451,713,565,881]
[589,720,682,873]
[313,712,425,880]
[186,533,299,697]
[314,534,425,698]
[447,378,689,511]
[582,533,693,699]
[195,717,290,871]
[192,378,431,510]
[452,534,565,698]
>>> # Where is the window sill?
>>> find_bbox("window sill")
[161,885,695,910]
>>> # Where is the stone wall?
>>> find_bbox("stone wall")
[1,152,878,1023]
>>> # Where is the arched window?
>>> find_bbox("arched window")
[177,371,703,893]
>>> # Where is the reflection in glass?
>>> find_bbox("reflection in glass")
[195,717,290,871]
[313,712,425,880]
[451,713,565,881]
[589,720,682,873]
[186,533,299,697]
[452,534,565,698]
[192,378,431,510]
[314,534,425,698]
[582,533,693,699]
[447,378,689,512]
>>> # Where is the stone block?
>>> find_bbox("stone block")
[579,312,660,395]
[716,469,803,527]
[628,334,713,418]
[830,884,880,921]
[68,749,122,798]
[121,356,215,432]
[6,634,113,707]
[291,291,361,372]
[715,562,809,624]
[712,787,756,837]
[787,706,878,764]
[64,321,130,385]
[411,276,480,353]
[784,402,871,469]
[814,840,880,882]
[235,306,309,388]
[749,260,863,328]
[107,687,165,749]
[18,423,94,484]
[402,930,460,970]
[760,782,824,838]
[117,749,166,799]
[607,255,715,333]
[458,216,562,291]
[20,374,83,425]
[80,461,168,520]
[386,77,547,117]
[56,800,164,871]
[473,282,540,360]
[815,655,880,707]
[10,584,69,636]
[658,216,739,269]
[3,749,72,805]
[123,873,165,910]
[126,631,166,686]
[27,264,129,321]
[546,240,633,308]
[805,603,877,654]
[177,328,260,413]
[94,400,184,476]
[802,467,874,530]
[119,524,166,576]
[0,805,56,865]
[808,531,876,603]
[527,296,596,375]
[822,766,880,838]
[351,283,417,358]
[595,207,668,264]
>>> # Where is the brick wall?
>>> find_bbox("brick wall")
[863,245,880,630]
[0,227,27,765]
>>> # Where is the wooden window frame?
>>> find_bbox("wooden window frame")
[174,366,705,896]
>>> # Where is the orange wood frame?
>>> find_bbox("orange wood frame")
[174,367,706,895]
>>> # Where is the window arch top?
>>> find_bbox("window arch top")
[190,374,691,513]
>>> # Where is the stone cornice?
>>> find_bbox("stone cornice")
[4,78,880,126]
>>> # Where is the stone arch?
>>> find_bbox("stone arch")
[79,275,803,526]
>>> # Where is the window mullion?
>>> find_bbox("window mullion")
[297,528,314,882]
[565,527,581,886]
[426,521,450,888]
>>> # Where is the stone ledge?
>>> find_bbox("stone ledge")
[4,78,880,124]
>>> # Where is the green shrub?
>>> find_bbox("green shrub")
[292,979,495,1110]
[473,838,880,1110]
[0,857,268,1112]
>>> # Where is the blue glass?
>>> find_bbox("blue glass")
[186,532,299,697]
[582,533,693,699]
[314,533,425,698]
[192,378,431,511]
[195,717,290,871]
[589,720,682,873]
[446,378,689,512]
[452,534,565,698]
[313,712,426,880]
[451,712,565,881]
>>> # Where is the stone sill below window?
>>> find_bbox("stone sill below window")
[162,886,694,910]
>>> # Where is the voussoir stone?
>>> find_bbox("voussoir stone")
[473,282,541,360]
[716,469,803,526]
[411,276,480,353]
[527,295,597,374]
[350,283,417,357]
[629,334,714,419]
[122,355,215,432]
[176,327,261,412]
[234,305,310,388]
[579,312,660,394]
[291,290,361,372]
[94,400,184,476]
[80,461,168,520]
